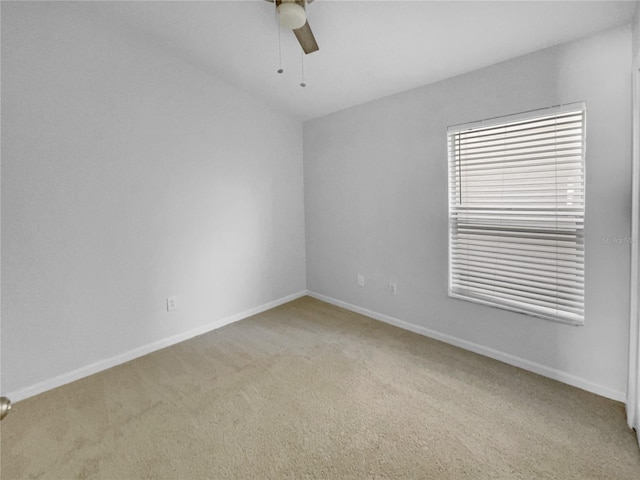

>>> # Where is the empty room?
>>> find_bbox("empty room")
[1,0,640,478]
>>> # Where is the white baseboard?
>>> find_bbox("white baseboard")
[635,402,640,447]
[9,290,626,405]
[637,403,640,442]
[307,291,626,403]
[7,291,307,403]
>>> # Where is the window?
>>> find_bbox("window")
[448,104,586,325]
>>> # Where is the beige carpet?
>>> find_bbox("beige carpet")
[1,296,639,479]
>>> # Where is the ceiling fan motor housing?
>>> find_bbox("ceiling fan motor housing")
[269,0,319,55]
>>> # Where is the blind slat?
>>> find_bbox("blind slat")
[450,250,584,274]
[451,281,584,309]
[449,124,582,149]
[451,113,583,138]
[451,285,584,316]
[454,131,582,153]
[452,260,584,284]
[452,270,584,296]
[456,145,582,164]
[452,156,583,172]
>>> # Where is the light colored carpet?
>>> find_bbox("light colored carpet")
[1,296,639,479]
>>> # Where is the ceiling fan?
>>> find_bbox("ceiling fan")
[265,0,319,54]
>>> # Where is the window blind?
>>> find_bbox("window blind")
[448,104,586,325]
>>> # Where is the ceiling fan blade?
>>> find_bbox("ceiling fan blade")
[293,21,319,54]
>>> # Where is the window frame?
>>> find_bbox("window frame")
[447,103,587,326]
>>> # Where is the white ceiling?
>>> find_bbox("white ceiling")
[96,0,636,120]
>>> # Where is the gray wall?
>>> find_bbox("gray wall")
[633,2,640,58]
[631,1,640,429]
[304,26,633,399]
[1,3,306,395]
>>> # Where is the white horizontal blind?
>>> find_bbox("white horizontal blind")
[448,104,586,325]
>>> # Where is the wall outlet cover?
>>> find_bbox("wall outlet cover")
[167,296,177,311]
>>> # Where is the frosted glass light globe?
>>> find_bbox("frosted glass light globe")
[278,2,306,29]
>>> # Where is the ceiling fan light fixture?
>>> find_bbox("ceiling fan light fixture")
[278,2,306,30]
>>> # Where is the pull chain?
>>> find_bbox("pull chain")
[300,0,307,86]
[276,1,283,74]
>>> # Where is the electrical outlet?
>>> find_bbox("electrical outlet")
[389,283,397,296]
[167,296,177,311]
[357,274,365,287]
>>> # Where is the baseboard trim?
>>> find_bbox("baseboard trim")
[307,291,626,403]
[635,402,640,447]
[7,291,307,403]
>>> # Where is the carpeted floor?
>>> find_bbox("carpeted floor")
[1,296,639,479]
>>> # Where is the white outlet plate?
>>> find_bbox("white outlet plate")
[167,296,177,311]
[357,274,365,287]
